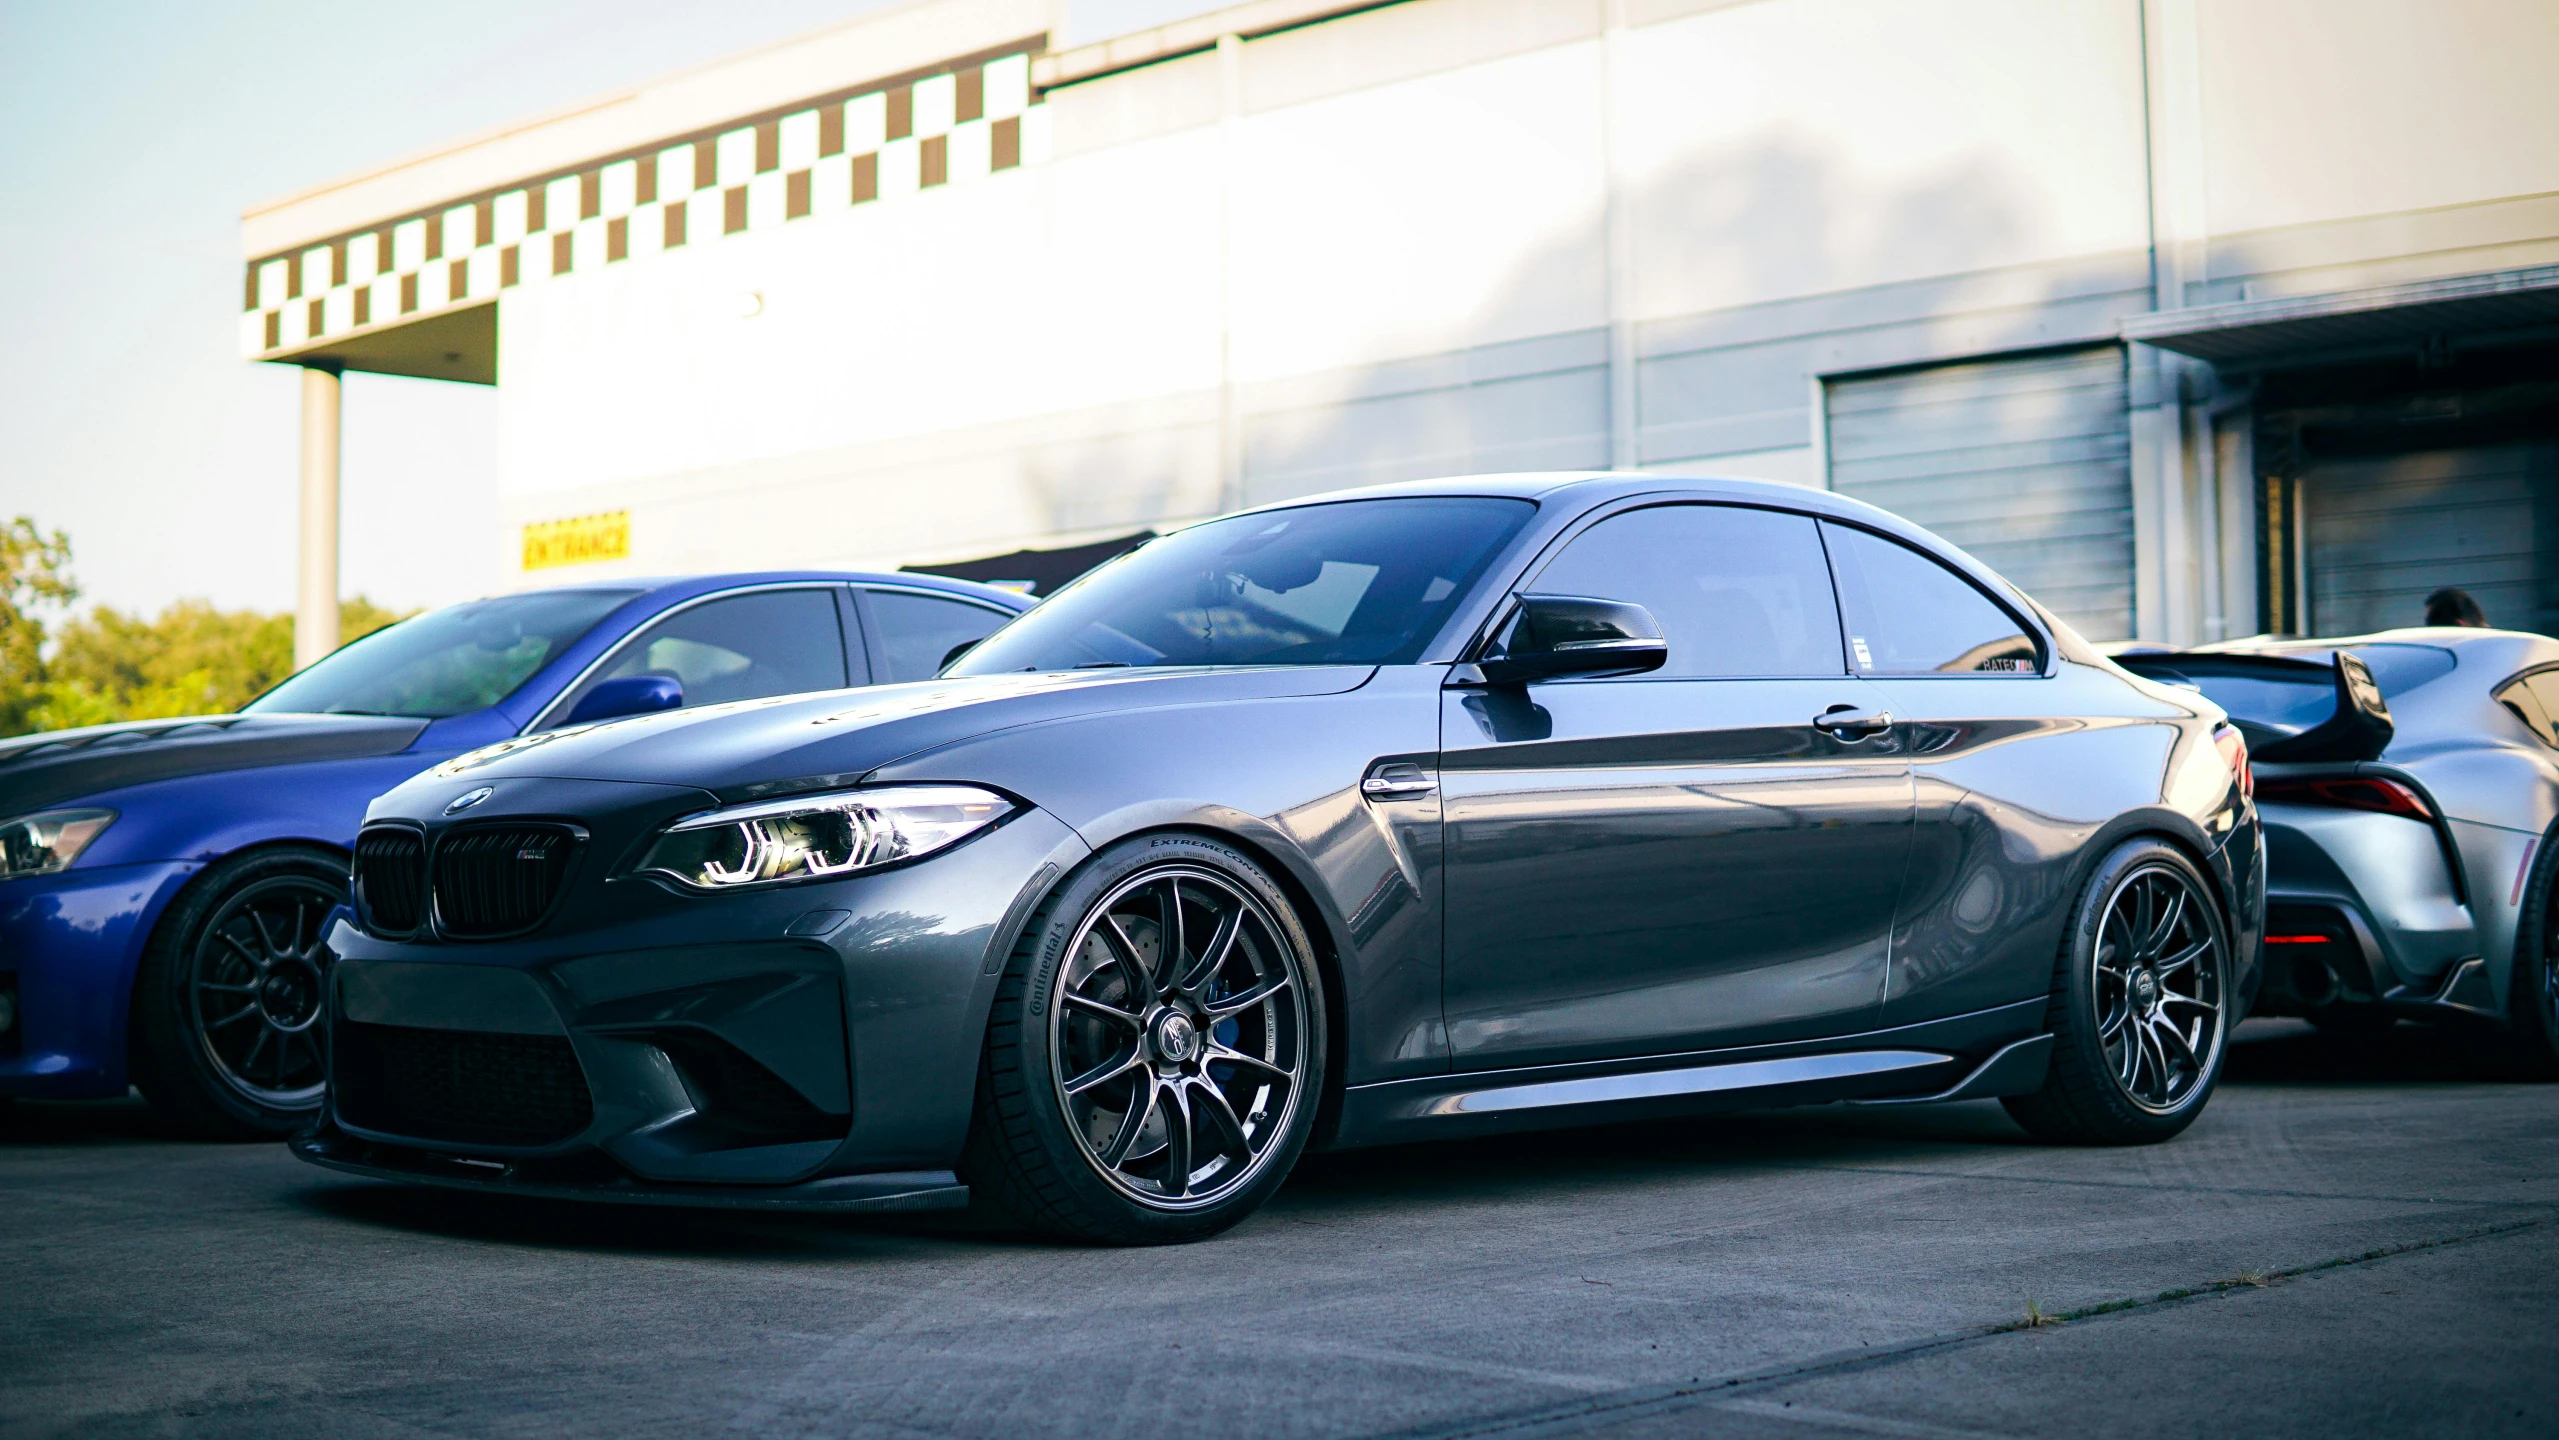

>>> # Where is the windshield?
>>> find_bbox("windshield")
[246,589,641,718]
[948,497,1534,674]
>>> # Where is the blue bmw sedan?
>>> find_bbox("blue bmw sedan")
[0,570,1030,1137]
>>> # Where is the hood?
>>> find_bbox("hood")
[0,713,431,816]
[415,666,1376,802]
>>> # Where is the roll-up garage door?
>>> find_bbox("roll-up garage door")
[2303,442,2556,636]
[1825,345,2135,641]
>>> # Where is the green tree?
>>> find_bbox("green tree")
[0,516,414,738]
[30,597,408,733]
[0,517,78,735]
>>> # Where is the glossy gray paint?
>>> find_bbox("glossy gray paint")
[297,473,2259,1207]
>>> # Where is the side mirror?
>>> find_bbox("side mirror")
[1473,594,1668,686]
[562,673,683,727]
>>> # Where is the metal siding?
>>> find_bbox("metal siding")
[1826,345,2135,640]
[2304,441,2557,637]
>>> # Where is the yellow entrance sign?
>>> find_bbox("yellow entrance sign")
[522,511,630,571]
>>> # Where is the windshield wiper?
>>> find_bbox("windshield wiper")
[1072,662,1132,669]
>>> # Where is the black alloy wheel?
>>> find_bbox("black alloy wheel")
[2006,838,2231,1144]
[964,833,1325,1243]
[130,846,345,1140]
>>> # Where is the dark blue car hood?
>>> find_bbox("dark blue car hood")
[411,667,1376,804]
[0,713,431,816]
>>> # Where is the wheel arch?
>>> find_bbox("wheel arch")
[123,836,353,1042]
[1014,813,1357,1155]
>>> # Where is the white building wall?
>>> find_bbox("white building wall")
[247,0,2559,631]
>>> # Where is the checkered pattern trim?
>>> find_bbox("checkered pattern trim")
[242,50,1046,360]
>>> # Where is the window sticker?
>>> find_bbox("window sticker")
[1851,636,1874,670]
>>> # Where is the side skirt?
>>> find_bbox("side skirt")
[1326,999,2046,1149]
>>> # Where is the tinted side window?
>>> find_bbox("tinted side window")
[866,590,1015,682]
[1822,522,2039,675]
[1529,505,1844,678]
[564,589,847,715]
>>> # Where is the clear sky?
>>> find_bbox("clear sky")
[0,0,1221,623]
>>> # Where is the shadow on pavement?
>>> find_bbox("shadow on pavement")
[2222,1015,2548,1086]
[292,1178,1003,1258]
[0,1093,175,1145]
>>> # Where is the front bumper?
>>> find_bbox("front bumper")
[304,799,1086,1199]
[0,860,199,1098]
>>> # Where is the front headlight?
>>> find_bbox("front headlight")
[0,808,117,881]
[636,785,1011,890]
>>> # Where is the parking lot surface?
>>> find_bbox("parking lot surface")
[4,1019,2553,1440]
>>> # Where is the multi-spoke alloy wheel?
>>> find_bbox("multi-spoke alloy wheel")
[2005,838,2231,1144]
[2088,865,2224,1112]
[130,846,348,1140]
[188,876,336,1106]
[965,834,1327,1243]
[1049,866,1309,1209]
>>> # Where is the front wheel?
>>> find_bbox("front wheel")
[962,833,1326,1244]
[129,846,344,1140]
[2004,838,2232,1145]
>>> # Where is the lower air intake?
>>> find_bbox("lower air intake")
[333,1020,594,1148]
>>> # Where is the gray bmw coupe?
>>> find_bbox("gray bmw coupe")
[295,475,2264,1243]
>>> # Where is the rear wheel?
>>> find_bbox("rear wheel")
[2005,838,2231,1145]
[129,846,343,1140]
[962,833,1325,1244]
[2504,824,2559,1080]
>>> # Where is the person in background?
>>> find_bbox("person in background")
[2424,587,2488,628]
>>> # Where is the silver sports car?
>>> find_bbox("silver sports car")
[2118,628,2559,1072]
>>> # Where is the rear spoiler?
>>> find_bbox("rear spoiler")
[2114,650,2395,763]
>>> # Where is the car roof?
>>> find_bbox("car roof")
[500,569,1034,610]
[1263,470,1863,511]
[1228,470,1945,555]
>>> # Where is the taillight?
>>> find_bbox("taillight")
[2212,722,2252,803]
[2256,774,2433,821]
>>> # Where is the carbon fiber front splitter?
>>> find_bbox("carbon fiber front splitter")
[291,1126,968,1214]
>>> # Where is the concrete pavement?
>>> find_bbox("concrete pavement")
[2,1019,2552,1439]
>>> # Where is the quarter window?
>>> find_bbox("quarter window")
[2500,672,2559,748]
[556,589,848,719]
[1822,522,2039,675]
[1529,504,1844,678]
[864,590,1015,682]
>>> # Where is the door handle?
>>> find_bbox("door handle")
[1362,763,1438,799]
[1813,705,1894,739]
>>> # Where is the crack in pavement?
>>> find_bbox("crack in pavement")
[1358,1212,2559,1440]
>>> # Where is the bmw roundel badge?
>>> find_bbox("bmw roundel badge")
[444,786,496,815]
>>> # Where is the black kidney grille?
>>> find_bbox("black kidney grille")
[352,827,427,934]
[432,825,577,938]
[332,1020,594,1148]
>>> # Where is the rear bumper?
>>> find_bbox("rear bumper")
[291,1125,967,1213]
[0,860,198,1098]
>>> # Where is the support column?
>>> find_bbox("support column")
[1599,0,1637,470]
[295,363,342,671]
